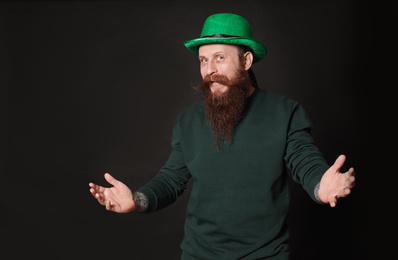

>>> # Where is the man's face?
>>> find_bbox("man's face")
[198,44,245,95]
[196,44,253,148]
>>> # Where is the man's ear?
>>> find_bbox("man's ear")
[243,51,254,71]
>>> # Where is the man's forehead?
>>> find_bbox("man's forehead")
[198,44,240,56]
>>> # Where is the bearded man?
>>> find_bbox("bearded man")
[89,13,356,259]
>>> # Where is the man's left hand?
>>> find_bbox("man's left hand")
[318,154,356,207]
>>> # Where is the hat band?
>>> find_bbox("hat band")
[201,34,238,39]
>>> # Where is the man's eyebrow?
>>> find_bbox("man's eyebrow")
[198,51,227,59]
[213,51,226,56]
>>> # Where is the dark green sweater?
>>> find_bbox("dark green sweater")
[138,89,329,259]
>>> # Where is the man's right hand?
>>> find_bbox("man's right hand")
[89,173,136,213]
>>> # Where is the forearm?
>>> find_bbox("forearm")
[137,172,189,212]
[136,120,191,212]
[286,142,329,203]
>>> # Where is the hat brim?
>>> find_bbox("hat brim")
[184,37,267,63]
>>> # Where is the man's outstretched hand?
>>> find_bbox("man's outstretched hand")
[89,173,135,213]
[318,155,356,207]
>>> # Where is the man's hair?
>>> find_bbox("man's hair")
[237,45,258,88]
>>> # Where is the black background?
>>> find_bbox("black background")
[2,0,392,259]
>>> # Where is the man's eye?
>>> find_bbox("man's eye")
[201,58,208,63]
[217,56,224,61]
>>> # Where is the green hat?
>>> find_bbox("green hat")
[184,13,267,63]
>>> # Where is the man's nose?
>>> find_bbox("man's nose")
[207,60,218,76]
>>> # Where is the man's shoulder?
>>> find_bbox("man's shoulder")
[254,88,298,110]
[182,99,204,114]
[176,100,204,124]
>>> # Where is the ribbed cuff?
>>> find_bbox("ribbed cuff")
[136,187,158,212]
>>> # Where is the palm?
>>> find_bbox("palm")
[89,173,135,213]
[318,155,355,207]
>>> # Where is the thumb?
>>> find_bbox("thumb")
[332,154,346,172]
[104,173,119,187]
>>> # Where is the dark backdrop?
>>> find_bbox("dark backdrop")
[2,0,389,259]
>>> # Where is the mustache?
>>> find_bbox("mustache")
[204,74,232,86]
[195,73,241,92]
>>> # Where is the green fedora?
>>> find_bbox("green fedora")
[184,13,267,63]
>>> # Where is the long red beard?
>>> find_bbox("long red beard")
[196,69,252,148]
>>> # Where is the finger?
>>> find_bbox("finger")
[346,174,355,187]
[330,199,337,208]
[338,188,351,198]
[104,173,119,187]
[89,188,97,196]
[343,172,355,182]
[343,167,355,177]
[95,193,106,205]
[331,154,346,173]
[348,177,356,188]
[90,188,104,202]
[89,183,106,193]
[106,200,114,211]
[343,168,356,188]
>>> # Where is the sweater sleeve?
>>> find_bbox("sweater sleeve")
[284,102,330,203]
[137,117,191,212]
